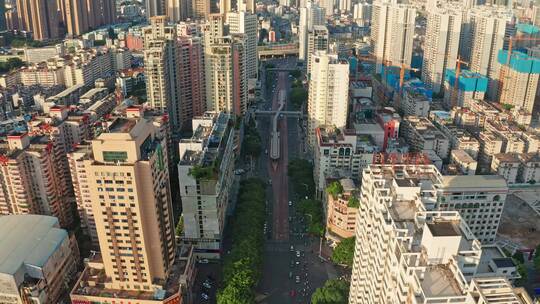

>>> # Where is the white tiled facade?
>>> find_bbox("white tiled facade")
[438,175,508,244]
[370,2,415,71]
[349,165,483,304]
[422,5,463,94]
[307,51,349,146]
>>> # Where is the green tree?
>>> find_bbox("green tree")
[108,27,118,40]
[331,237,355,267]
[326,181,344,199]
[288,158,315,199]
[243,118,261,157]
[290,87,308,110]
[175,216,184,236]
[512,251,524,264]
[289,69,301,78]
[534,244,540,271]
[218,178,267,304]
[311,279,350,304]
[0,57,24,73]
[297,199,325,236]
[516,263,528,286]
[502,103,514,111]
[347,196,359,208]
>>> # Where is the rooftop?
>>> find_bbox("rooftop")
[179,112,232,167]
[427,221,460,237]
[108,117,138,133]
[421,265,462,298]
[451,149,476,164]
[442,175,507,190]
[71,246,193,302]
[0,215,67,275]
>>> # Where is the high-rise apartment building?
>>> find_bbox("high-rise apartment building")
[206,35,247,115]
[370,2,415,72]
[146,0,166,18]
[16,0,60,40]
[0,132,74,228]
[465,6,514,98]
[319,0,333,16]
[299,2,325,61]
[307,51,349,146]
[238,0,256,13]
[338,0,351,13]
[143,16,182,131]
[177,36,206,124]
[59,0,117,36]
[306,25,329,75]
[70,111,177,299]
[497,50,540,116]
[227,11,258,79]
[349,165,478,304]
[167,0,191,22]
[353,2,371,26]
[70,111,195,304]
[204,14,248,115]
[349,164,524,304]
[192,0,211,19]
[422,5,463,94]
[178,112,236,258]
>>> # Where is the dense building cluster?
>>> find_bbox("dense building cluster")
[0,0,539,303]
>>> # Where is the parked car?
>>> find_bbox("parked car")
[198,259,209,264]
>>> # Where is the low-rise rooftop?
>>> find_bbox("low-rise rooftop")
[0,215,66,275]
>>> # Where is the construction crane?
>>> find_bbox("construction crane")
[448,56,469,109]
[498,36,540,104]
[354,53,393,102]
[383,60,419,111]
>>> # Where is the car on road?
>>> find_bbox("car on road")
[203,281,212,289]
[295,276,301,283]
[198,259,209,264]
[296,251,301,258]
[265,149,268,155]
[201,293,209,300]
[268,179,272,185]
[289,271,293,279]
[290,245,294,251]
[234,169,245,175]
[288,201,293,206]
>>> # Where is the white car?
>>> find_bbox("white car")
[198,259,209,264]
[234,169,245,175]
[296,251,301,258]
[295,276,301,283]
[288,201,293,206]
[201,293,209,300]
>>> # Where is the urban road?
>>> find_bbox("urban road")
[253,58,339,304]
